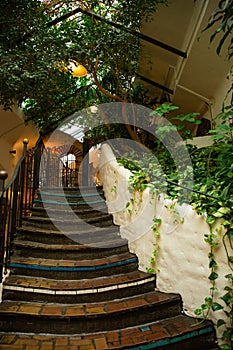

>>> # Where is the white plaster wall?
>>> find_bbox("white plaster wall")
[99,143,231,343]
[187,135,213,148]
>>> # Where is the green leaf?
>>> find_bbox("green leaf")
[216,26,231,55]
[201,303,209,310]
[209,259,217,268]
[153,218,162,225]
[221,292,232,306]
[218,207,231,214]
[220,344,231,350]
[221,184,231,199]
[194,308,203,316]
[206,216,216,225]
[205,296,212,304]
[217,319,226,327]
[146,267,155,274]
[222,220,231,227]
[227,229,233,240]
[213,207,231,217]
[208,272,218,281]
[224,286,233,291]
[211,302,223,311]
[225,273,233,281]
[222,328,233,341]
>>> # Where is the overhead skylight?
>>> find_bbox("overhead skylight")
[59,122,84,142]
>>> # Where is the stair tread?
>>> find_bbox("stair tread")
[23,213,113,224]
[3,270,155,291]
[17,225,119,235]
[0,291,180,317]
[31,203,108,213]
[14,237,126,249]
[0,314,216,349]
[38,189,104,198]
[34,198,105,205]
[38,186,103,194]
[10,252,137,269]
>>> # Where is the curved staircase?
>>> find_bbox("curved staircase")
[0,186,219,349]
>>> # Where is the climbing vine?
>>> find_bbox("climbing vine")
[146,217,162,274]
[117,102,233,349]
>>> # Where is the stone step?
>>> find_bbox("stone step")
[40,186,104,194]
[0,291,182,334]
[22,212,114,230]
[33,199,106,211]
[34,188,105,206]
[2,270,156,303]
[13,234,128,259]
[16,225,121,245]
[36,186,104,196]
[9,251,139,279]
[0,314,219,349]
[31,203,109,219]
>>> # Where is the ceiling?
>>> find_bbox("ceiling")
[138,0,232,121]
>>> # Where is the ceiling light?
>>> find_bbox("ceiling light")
[58,60,88,77]
[72,63,88,77]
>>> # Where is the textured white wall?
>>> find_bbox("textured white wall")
[99,143,231,343]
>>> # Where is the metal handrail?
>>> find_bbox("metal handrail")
[0,135,44,282]
[4,136,43,192]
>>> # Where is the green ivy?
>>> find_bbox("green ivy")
[117,102,233,348]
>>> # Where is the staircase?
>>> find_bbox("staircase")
[0,186,219,349]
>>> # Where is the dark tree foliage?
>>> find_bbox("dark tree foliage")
[0,0,168,131]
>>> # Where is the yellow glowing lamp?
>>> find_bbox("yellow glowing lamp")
[72,63,88,77]
[23,138,29,145]
[58,60,88,77]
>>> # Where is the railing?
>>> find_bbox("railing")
[0,134,91,283]
[39,149,80,188]
[0,136,44,282]
[0,133,93,282]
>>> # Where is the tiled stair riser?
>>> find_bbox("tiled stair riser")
[0,292,182,334]
[16,225,122,245]
[13,241,128,259]
[9,256,139,279]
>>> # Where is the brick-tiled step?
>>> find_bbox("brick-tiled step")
[0,291,182,334]
[16,225,122,246]
[34,199,106,211]
[13,236,128,259]
[0,314,218,349]
[31,203,109,219]
[41,186,103,193]
[3,270,156,303]
[34,188,106,207]
[36,187,104,198]
[9,251,138,278]
[36,185,104,196]
[22,212,114,230]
